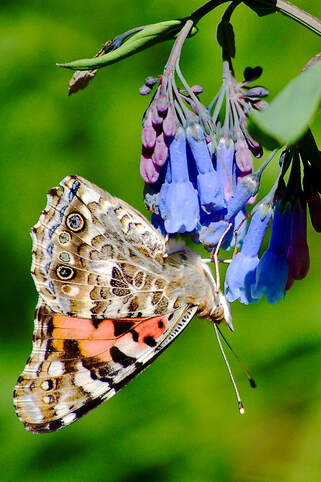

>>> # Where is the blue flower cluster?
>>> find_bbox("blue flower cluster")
[140,59,321,306]
[142,62,267,246]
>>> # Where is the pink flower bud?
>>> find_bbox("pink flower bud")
[235,135,253,174]
[156,95,169,116]
[191,85,204,95]
[139,85,152,96]
[142,125,156,150]
[151,104,163,127]
[163,106,177,138]
[140,154,159,184]
[152,133,168,167]
[247,194,257,205]
[252,100,269,111]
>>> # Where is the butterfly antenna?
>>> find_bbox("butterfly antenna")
[216,325,256,388]
[213,323,245,415]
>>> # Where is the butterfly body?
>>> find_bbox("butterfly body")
[14,175,231,432]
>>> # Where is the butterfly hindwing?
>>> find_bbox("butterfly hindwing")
[14,299,197,432]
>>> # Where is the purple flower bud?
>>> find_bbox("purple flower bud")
[251,203,291,304]
[226,173,260,220]
[145,76,160,88]
[247,194,257,205]
[235,135,253,173]
[191,85,204,95]
[186,124,225,213]
[216,137,236,201]
[245,87,269,99]
[151,104,163,127]
[287,200,310,280]
[307,191,321,232]
[152,133,168,167]
[245,134,263,158]
[163,106,177,138]
[156,95,169,117]
[142,125,157,150]
[252,100,269,111]
[140,154,159,184]
[139,85,152,96]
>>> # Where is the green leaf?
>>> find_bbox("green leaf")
[57,20,196,71]
[248,58,321,149]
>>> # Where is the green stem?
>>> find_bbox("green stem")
[276,0,321,36]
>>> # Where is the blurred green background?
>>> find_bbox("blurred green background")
[0,1,320,481]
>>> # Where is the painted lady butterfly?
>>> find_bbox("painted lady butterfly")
[14,175,232,433]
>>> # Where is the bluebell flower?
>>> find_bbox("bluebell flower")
[159,128,199,233]
[251,202,291,304]
[216,137,236,201]
[228,209,248,250]
[186,123,226,214]
[225,202,273,304]
[226,171,261,220]
[198,218,234,251]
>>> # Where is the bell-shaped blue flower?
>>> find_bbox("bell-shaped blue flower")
[198,218,234,250]
[216,137,236,201]
[226,171,261,220]
[186,124,226,214]
[159,128,199,233]
[225,202,273,304]
[251,202,291,304]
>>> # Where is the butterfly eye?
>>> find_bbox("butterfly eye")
[66,212,85,232]
[56,265,75,280]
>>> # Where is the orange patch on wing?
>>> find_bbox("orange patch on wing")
[52,315,115,340]
[134,316,168,346]
[78,339,115,361]
[51,314,168,362]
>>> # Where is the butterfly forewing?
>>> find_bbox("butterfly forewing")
[31,176,173,319]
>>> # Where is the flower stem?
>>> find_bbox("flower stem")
[190,0,230,24]
[164,20,194,76]
[276,0,321,36]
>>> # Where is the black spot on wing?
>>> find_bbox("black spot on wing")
[110,346,136,368]
[113,320,135,337]
[47,187,59,197]
[143,336,157,347]
[130,329,139,342]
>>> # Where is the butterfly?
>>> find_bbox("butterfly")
[14,175,232,433]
